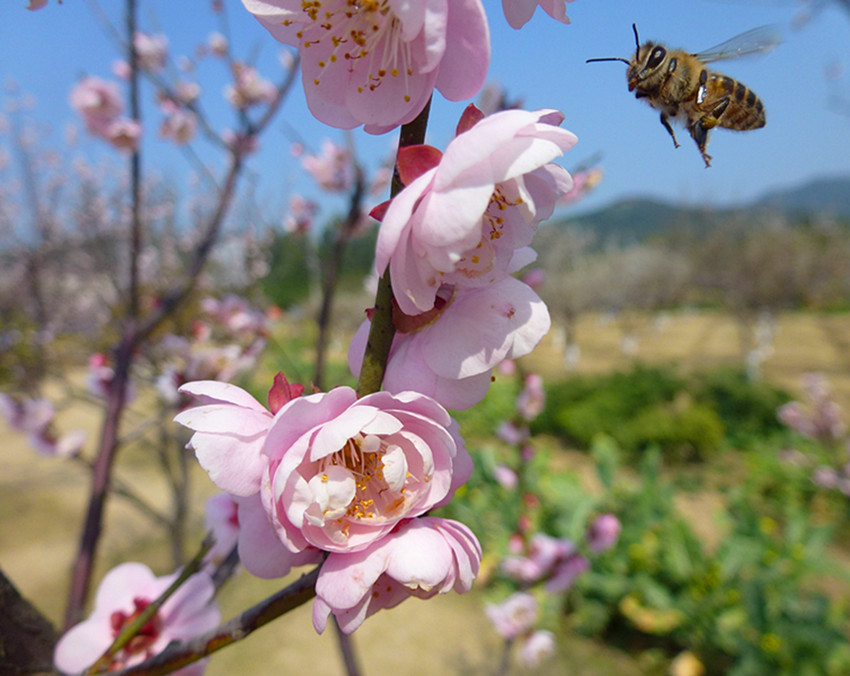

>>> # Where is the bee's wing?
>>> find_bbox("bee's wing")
[693,25,781,63]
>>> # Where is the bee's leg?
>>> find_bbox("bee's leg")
[659,113,680,149]
[691,97,730,168]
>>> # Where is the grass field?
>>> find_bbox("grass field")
[2,309,848,675]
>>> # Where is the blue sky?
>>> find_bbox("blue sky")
[2,0,850,222]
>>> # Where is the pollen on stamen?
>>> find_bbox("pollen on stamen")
[404,95,410,102]
[318,61,326,67]
[391,68,399,77]
[321,473,329,482]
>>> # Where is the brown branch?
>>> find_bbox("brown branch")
[0,567,58,676]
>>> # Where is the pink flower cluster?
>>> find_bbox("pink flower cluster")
[69,76,141,152]
[0,393,86,458]
[176,375,480,633]
[485,593,556,667]
[777,373,847,443]
[349,106,576,410]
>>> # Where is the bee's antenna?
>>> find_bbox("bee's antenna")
[586,57,630,65]
[632,23,640,59]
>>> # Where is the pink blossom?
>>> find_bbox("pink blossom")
[222,129,258,155]
[497,420,528,446]
[546,551,588,593]
[236,492,323,578]
[493,464,518,490]
[302,139,354,192]
[174,381,276,496]
[113,60,132,80]
[134,32,168,73]
[501,532,575,584]
[261,387,472,555]
[485,592,538,640]
[203,492,322,577]
[0,393,54,434]
[54,563,220,675]
[522,267,546,290]
[559,166,603,205]
[516,373,545,421]
[312,517,480,633]
[519,630,556,667]
[587,513,621,553]
[105,118,143,153]
[208,32,228,57]
[30,428,86,458]
[225,64,277,109]
[241,0,490,133]
[502,0,572,29]
[203,493,241,565]
[160,109,197,145]
[27,0,49,9]
[69,77,123,135]
[201,295,269,337]
[283,194,318,235]
[376,107,576,316]
[348,276,551,410]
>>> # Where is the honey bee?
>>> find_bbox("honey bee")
[587,25,779,167]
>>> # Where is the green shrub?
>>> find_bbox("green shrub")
[692,368,791,442]
[620,402,726,462]
[571,440,850,675]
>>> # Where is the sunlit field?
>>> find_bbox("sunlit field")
[4,309,849,675]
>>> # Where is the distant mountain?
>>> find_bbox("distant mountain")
[549,175,850,245]
[753,176,850,216]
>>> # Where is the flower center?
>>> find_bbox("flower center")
[108,597,162,666]
[290,0,415,101]
[455,187,525,279]
[321,432,421,522]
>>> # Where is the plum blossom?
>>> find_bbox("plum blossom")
[174,380,278,497]
[500,531,592,593]
[134,32,168,73]
[502,0,572,29]
[560,166,603,205]
[376,106,576,316]
[224,64,277,109]
[283,194,318,234]
[0,393,86,458]
[302,139,355,192]
[54,563,220,675]
[313,517,481,633]
[200,295,269,337]
[160,109,197,145]
[27,0,49,9]
[516,373,545,421]
[69,77,123,135]
[587,513,621,553]
[485,592,538,639]
[241,0,491,133]
[349,276,551,410]
[208,32,228,57]
[87,352,135,402]
[204,492,322,577]
[262,387,472,554]
[519,630,556,667]
[203,493,241,565]
[105,117,143,153]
